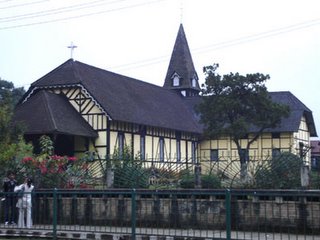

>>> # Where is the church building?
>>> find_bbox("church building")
[13,24,317,179]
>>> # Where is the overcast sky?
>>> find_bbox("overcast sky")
[0,0,319,139]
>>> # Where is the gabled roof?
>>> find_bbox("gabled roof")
[182,91,317,137]
[163,24,200,93]
[21,59,317,137]
[266,91,317,136]
[14,90,98,137]
[234,91,317,136]
[24,59,202,134]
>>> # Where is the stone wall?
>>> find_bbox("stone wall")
[31,193,320,234]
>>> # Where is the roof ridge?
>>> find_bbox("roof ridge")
[75,60,181,93]
[41,91,58,132]
[270,91,311,111]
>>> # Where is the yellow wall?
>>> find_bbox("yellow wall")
[109,131,118,155]
[50,86,312,174]
[198,115,312,174]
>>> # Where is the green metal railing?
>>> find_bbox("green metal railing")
[1,189,320,239]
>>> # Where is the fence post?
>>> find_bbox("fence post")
[53,188,57,240]
[131,188,136,240]
[225,189,231,240]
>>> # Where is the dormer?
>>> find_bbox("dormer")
[172,72,181,87]
[191,73,198,88]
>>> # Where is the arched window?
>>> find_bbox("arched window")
[171,72,180,87]
[192,78,197,87]
[118,132,124,158]
[173,75,180,86]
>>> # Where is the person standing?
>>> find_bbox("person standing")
[15,177,34,228]
[3,171,17,225]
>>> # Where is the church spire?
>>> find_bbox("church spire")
[163,24,200,97]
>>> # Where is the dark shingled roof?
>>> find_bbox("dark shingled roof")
[266,91,317,136]
[163,24,200,92]
[182,92,317,137]
[27,59,202,134]
[21,59,317,137]
[14,90,98,137]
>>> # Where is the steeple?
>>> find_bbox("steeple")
[163,24,200,97]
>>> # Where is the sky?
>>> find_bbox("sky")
[0,0,319,140]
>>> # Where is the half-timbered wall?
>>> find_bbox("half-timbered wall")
[49,87,199,165]
[199,133,293,162]
[109,121,198,163]
[51,87,108,159]
[198,115,311,164]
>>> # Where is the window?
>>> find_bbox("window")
[139,126,146,160]
[272,148,281,158]
[176,140,181,162]
[272,132,280,138]
[210,149,219,161]
[311,157,320,170]
[173,76,180,86]
[299,142,304,158]
[159,137,164,162]
[192,78,197,87]
[118,132,124,157]
[140,135,145,160]
[192,141,197,163]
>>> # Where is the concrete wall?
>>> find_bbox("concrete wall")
[31,193,320,234]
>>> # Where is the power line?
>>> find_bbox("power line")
[0,0,48,10]
[11,16,320,88]
[111,17,320,72]
[0,0,166,30]
[0,0,18,3]
[193,18,320,54]
[0,0,122,22]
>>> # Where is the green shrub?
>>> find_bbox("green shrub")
[111,145,149,188]
[179,173,195,188]
[180,173,221,189]
[201,174,222,189]
[255,152,303,189]
[113,164,149,188]
[310,171,320,189]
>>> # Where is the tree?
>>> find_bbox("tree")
[196,64,290,179]
[0,78,27,177]
[0,78,26,142]
[0,78,25,108]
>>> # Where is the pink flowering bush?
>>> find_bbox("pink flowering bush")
[21,136,94,189]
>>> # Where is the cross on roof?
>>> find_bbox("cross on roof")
[67,42,77,59]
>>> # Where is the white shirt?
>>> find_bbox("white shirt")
[14,183,34,207]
